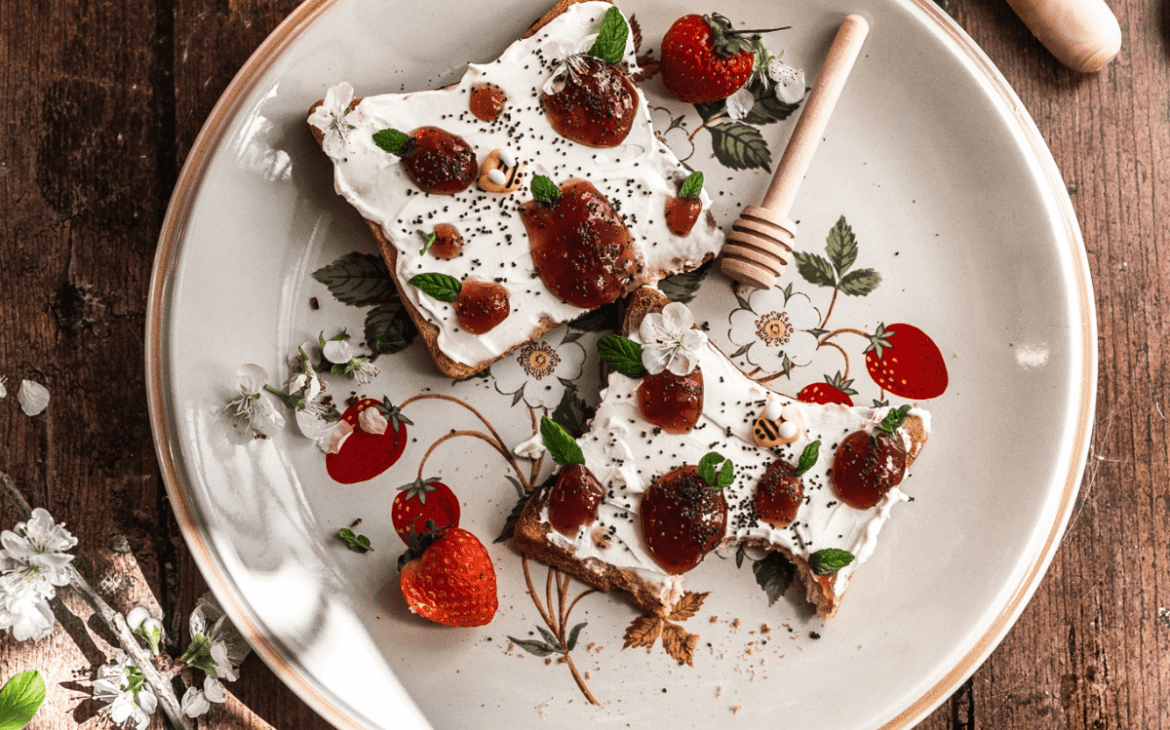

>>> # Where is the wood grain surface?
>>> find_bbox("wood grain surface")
[0,0,1163,728]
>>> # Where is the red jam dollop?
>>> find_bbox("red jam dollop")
[520,179,638,309]
[753,459,803,528]
[429,223,464,260]
[637,366,703,433]
[540,56,637,148]
[453,279,510,334]
[831,430,907,509]
[401,126,477,195]
[640,465,727,575]
[665,197,702,236]
[548,464,605,537]
[469,83,508,122]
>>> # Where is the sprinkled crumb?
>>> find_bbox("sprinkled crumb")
[731,618,741,629]
[716,686,724,698]
[545,657,552,665]
[731,705,742,714]
[709,615,719,623]
[761,624,771,634]
[585,671,592,679]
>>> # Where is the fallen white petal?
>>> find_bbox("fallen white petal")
[17,380,49,416]
[323,340,354,364]
[726,87,754,121]
[358,406,388,435]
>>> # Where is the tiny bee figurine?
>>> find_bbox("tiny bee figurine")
[478,148,524,193]
[752,397,806,447]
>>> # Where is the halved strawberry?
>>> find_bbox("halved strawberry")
[392,477,461,545]
[797,372,856,406]
[398,524,498,627]
[863,323,948,399]
[326,397,411,485]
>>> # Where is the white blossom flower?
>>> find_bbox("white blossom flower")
[180,675,226,719]
[321,336,381,385]
[0,508,78,589]
[728,288,821,374]
[92,653,157,730]
[541,33,599,95]
[17,380,49,416]
[638,302,707,376]
[767,58,805,104]
[725,87,755,122]
[307,82,357,157]
[184,593,251,682]
[286,344,322,407]
[491,333,585,409]
[224,364,285,435]
[0,578,54,641]
[295,407,353,454]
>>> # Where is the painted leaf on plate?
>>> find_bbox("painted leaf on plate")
[312,252,397,307]
[364,301,418,358]
[707,122,772,172]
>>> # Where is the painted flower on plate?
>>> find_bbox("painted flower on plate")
[492,333,585,409]
[728,288,821,374]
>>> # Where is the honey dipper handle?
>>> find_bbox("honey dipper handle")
[761,14,869,218]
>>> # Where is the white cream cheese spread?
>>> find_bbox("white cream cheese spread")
[310,1,725,368]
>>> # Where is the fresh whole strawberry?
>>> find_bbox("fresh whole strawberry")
[641,463,728,575]
[392,477,461,545]
[398,523,498,627]
[797,372,856,406]
[660,14,780,104]
[325,397,411,485]
[864,323,948,400]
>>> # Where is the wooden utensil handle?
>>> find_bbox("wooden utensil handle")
[1003,0,1121,73]
[762,14,869,218]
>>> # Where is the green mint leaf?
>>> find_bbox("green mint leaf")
[795,440,821,476]
[707,121,772,172]
[372,128,410,156]
[597,335,644,378]
[717,458,734,488]
[697,452,729,488]
[752,552,796,605]
[311,252,395,307]
[678,171,704,199]
[0,670,46,730]
[364,301,418,359]
[825,215,858,275]
[587,6,629,65]
[838,268,882,297]
[541,416,585,466]
[530,175,561,205]
[330,330,350,341]
[658,260,712,304]
[810,548,855,575]
[793,251,837,287]
[338,528,372,553]
[409,273,462,302]
[417,229,437,256]
[874,405,912,438]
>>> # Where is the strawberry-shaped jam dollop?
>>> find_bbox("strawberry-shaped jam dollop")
[521,179,638,309]
[548,463,605,537]
[541,56,637,148]
[453,278,510,334]
[638,366,703,433]
[428,223,464,260]
[399,126,477,195]
[832,430,907,509]
[641,465,727,575]
[664,196,703,236]
[469,83,507,122]
[754,459,803,528]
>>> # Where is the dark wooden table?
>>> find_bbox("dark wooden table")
[0,0,1161,727]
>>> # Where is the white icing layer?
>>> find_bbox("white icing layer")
[537,338,930,606]
[311,2,724,367]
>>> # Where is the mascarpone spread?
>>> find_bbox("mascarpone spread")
[532,337,931,607]
[311,2,724,367]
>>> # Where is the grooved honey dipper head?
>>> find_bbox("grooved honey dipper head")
[719,206,797,290]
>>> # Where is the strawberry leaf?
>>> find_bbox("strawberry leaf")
[839,268,882,296]
[409,273,461,302]
[417,229,437,256]
[530,175,561,205]
[678,170,703,199]
[698,452,734,489]
[874,404,912,438]
[707,121,772,172]
[588,6,629,66]
[795,440,821,476]
[810,548,855,575]
[793,251,836,287]
[752,551,796,605]
[372,128,411,156]
[825,215,858,275]
[598,335,644,378]
[312,252,396,307]
[540,416,585,466]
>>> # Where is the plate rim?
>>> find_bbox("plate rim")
[144,0,1098,728]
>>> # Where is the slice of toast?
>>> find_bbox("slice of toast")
[513,287,930,619]
[308,1,724,378]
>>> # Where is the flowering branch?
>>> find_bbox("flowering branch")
[0,472,195,730]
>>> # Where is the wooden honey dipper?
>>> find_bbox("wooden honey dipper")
[720,15,870,290]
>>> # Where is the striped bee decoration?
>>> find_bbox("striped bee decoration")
[751,400,804,448]
[478,148,524,193]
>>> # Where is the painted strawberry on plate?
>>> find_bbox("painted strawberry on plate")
[863,323,948,399]
[797,372,856,406]
[398,523,498,627]
[392,477,461,545]
[326,396,412,484]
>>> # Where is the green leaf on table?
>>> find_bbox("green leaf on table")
[338,528,372,554]
[707,122,771,172]
[793,251,836,288]
[364,301,418,358]
[312,252,396,307]
[0,670,46,730]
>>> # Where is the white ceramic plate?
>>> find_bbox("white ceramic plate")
[147,1,1095,728]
